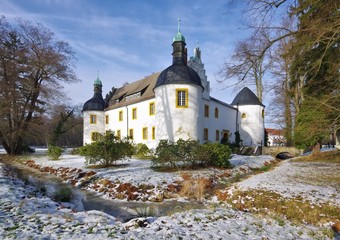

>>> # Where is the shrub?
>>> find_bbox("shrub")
[79,130,134,166]
[48,145,62,160]
[152,139,230,169]
[152,139,179,169]
[204,143,231,168]
[53,186,73,202]
[134,143,151,157]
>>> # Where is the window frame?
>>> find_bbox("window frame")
[214,107,219,118]
[132,108,137,120]
[116,129,121,139]
[142,127,148,140]
[91,131,100,141]
[90,114,97,124]
[204,105,209,118]
[129,128,134,139]
[176,88,188,108]
[119,110,123,122]
[216,130,220,141]
[152,126,155,140]
[149,102,155,116]
[105,115,109,124]
[203,128,209,141]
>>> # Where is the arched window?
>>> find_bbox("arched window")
[241,113,246,118]
[215,107,219,118]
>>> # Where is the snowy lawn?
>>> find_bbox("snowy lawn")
[0,149,339,239]
[0,161,335,240]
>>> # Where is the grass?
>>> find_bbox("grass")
[293,149,340,163]
[227,189,340,226]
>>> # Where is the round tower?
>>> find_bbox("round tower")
[154,20,203,142]
[82,77,106,145]
[231,87,265,146]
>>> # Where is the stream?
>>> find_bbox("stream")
[0,160,205,222]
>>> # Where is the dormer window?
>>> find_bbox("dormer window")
[126,92,141,101]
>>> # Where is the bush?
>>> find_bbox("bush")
[79,130,134,166]
[48,145,62,160]
[204,143,231,168]
[134,143,151,158]
[53,186,73,202]
[152,139,179,169]
[152,139,231,169]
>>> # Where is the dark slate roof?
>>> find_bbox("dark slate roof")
[105,72,160,110]
[154,62,203,90]
[231,87,264,106]
[210,96,237,110]
[82,93,106,111]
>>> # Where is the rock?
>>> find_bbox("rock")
[332,221,340,232]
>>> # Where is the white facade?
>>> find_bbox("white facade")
[83,110,105,145]
[236,105,265,146]
[155,84,202,143]
[83,32,265,148]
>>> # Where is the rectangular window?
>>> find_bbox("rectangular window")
[149,102,155,116]
[176,89,188,108]
[105,115,109,124]
[204,105,209,117]
[117,130,121,139]
[152,126,155,140]
[129,129,134,140]
[215,107,219,118]
[119,110,123,121]
[90,114,97,124]
[142,127,148,140]
[132,108,137,120]
[204,128,209,141]
[91,132,100,141]
[216,130,220,141]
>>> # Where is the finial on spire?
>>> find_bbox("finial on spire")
[196,41,199,48]
[178,18,181,32]
[97,71,100,78]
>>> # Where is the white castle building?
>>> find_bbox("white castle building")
[82,26,265,149]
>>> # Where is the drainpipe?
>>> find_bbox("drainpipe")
[125,105,129,138]
[236,103,239,132]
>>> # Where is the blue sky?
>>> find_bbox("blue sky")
[1,0,251,106]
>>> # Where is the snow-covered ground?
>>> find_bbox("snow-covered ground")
[0,150,338,239]
[236,159,340,206]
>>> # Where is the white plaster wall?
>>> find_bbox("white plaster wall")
[83,110,105,145]
[155,84,202,142]
[237,105,265,146]
[104,99,158,149]
[201,99,237,143]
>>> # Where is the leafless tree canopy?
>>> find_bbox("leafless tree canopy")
[0,16,78,154]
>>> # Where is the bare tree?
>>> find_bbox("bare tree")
[221,29,272,102]
[0,16,78,154]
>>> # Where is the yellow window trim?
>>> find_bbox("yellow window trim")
[132,107,137,120]
[176,88,188,108]
[215,107,219,118]
[149,102,155,116]
[204,104,209,118]
[105,115,109,124]
[152,126,155,140]
[142,127,148,140]
[204,128,209,141]
[119,110,123,122]
[91,131,100,141]
[129,128,134,139]
[90,114,97,124]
